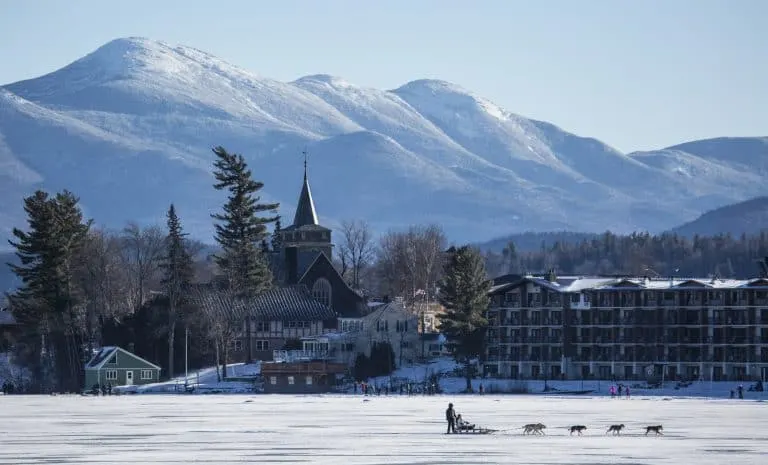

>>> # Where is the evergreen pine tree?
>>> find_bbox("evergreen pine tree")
[7,190,90,392]
[353,353,369,381]
[210,146,279,364]
[271,217,283,251]
[437,245,491,392]
[159,204,194,379]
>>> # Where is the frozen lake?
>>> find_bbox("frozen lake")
[1,394,766,464]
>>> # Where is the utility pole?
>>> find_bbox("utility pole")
[185,326,189,388]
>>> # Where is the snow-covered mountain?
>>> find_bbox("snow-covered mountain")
[1,37,765,245]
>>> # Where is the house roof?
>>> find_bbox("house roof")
[190,284,336,322]
[363,301,413,325]
[247,285,337,321]
[298,252,365,300]
[85,346,162,371]
[488,274,768,294]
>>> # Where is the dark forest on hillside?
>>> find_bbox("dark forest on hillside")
[483,231,768,279]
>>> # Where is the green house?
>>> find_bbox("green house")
[84,346,162,390]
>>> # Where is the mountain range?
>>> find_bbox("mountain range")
[1,37,766,246]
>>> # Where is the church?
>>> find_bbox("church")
[270,162,368,320]
[215,161,370,363]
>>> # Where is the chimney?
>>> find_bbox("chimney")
[128,342,135,354]
[546,268,557,283]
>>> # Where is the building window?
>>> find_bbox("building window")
[288,376,295,385]
[228,339,243,351]
[305,376,313,385]
[255,340,270,351]
[141,370,153,380]
[105,370,117,381]
[256,322,269,332]
[312,278,332,307]
[270,376,277,385]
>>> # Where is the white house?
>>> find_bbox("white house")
[300,301,420,368]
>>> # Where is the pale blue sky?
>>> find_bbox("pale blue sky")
[0,0,765,152]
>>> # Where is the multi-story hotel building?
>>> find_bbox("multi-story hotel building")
[485,273,768,382]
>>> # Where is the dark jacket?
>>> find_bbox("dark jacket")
[446,406,455,421]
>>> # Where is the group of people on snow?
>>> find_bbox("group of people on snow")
[609,384,630,398]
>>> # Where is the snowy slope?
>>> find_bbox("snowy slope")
[1,37,766,245]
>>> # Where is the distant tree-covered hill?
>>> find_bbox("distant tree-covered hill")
[475,231,599,253]
[671,196,768,238]
[483,230,768,280]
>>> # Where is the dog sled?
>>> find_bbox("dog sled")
[455,424,498,434]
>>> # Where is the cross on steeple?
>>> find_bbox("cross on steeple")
[302,148,309,179]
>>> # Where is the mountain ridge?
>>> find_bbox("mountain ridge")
[1,37,766,245]
[671,196,768,238]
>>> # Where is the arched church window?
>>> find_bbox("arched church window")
[312,278,332,308]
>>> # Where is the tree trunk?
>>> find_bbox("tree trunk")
[167,321,176,381]
[245,315,252,364]
[214,341,221,382]
[222,344,229,379]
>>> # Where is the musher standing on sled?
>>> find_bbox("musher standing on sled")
[446,402,456,434]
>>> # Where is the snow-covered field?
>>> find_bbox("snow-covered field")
[1,395,766,464]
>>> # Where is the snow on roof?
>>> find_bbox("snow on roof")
[85,346,162,370]
[363,301,411,323]
[491,275,768,294]
[85,346,118,369]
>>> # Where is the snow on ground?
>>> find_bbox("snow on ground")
[112,362,260,394]
[0,394,766,464]
[366,357,768,400]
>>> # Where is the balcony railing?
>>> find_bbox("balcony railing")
[272,350,330,362]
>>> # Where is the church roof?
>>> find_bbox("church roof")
[247,285,336,322]
[291,165,319,228]
[188,283,336,322]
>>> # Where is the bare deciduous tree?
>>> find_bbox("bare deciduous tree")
[120,223,165,313]
[188,285,247,381]
[79,228,130,352]
[374,224,447,307]
[338,220,376,289]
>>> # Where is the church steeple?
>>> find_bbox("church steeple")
[292,150,319,227]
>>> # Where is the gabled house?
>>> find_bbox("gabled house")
[84,346,161,390]
[362,302,420,366]
[301,301,420,369]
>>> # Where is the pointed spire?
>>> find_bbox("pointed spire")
[292,149,319,227]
